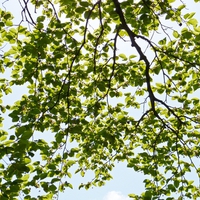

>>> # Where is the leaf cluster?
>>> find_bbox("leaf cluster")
[0,0,200,199]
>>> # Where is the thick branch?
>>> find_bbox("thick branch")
[112,0,156,113]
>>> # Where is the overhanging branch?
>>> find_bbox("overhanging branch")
[112,0,156,113]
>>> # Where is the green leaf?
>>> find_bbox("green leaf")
[65,182,73,189]
[66,160,76,167]
[158,37,166,45]
[187,18,198,26]
[24,157,31,164]
[194,26,200,32]
[118,53,127,60]
[0,135,7,141]
[173,30,179,38]
[37,15,45,22]
[0,0,200,199]
[129,194,137,198]
[174,180,179,188]
[80,170,85,177]
[49,184,57,192]
[75,7,86,14]
[21,130,33,140]
[177,4,186,11]
[80,1,90,7]
[5,20,13,26]
[21,174,29,181]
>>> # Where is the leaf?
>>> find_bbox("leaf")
[80,170,85,177]
[78,183,84,190]
[49,184,57,192]
[129,194,137,198]
[5,20,13,26]
[158,37,166,45]
[184,12,196,19]
[24,157,31,164]
[75,7,86,14]
[21,174,29,181]
[4,49,16,56]
[187,18,198,27]
[80,1,90,7]
[21,130,33,140]
[97,82,106,92]
[84,10,91,19]
[66,160,76,167]
[36,22,44,29]
[0,135,7,141]
[173,30,179,38]
[194,26,200,32]
[174,180,180,188]
[118,53,127,60]
[37,15,45,22]
[1,0,200,199]
[65,182,73,189]
[177,4,186,11]
[129,54,137,59]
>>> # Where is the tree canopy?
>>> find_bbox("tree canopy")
[0,0,200,199]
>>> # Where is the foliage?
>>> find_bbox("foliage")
[0,0,200,199]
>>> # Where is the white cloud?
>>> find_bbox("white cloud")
[103,191,131,200]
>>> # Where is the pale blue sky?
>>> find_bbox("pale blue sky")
[1,1,200,200]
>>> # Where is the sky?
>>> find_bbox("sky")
[103,191,131,200]
[0,0,200,200]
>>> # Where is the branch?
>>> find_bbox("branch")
[113,0,185,126]
[112,0,156,114]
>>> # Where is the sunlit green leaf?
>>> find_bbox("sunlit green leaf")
[0,0,200,199]
[187,18,198,26]
[173,30,179,38]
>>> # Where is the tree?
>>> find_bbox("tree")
[0,0,200,199]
